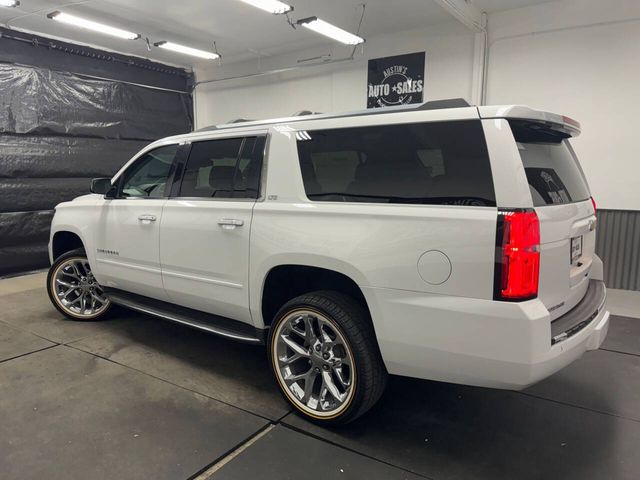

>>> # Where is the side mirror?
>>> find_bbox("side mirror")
[90,178,114,196]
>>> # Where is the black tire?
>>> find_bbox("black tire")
[268,290,387,425]
[46,248,112,321]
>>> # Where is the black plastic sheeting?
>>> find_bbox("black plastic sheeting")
[0,64,192,140]
[0,211,53,275]
[0,57,193,277]
[0,136,147,179]
[0,26,192,92]
[1,178,97,213]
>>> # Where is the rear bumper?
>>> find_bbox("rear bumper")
[362,281,609,390]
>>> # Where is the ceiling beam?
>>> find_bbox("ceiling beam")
[433,0,485,32]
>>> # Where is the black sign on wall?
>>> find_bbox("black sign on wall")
[367,52,425,109]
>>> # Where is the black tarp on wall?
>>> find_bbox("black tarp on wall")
[0,28,194,276]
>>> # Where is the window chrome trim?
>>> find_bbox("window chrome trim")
[166,197,257,203]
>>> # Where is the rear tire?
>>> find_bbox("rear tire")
[268,290,387,425]
[47,248,111,321]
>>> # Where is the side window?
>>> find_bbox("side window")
[296,121,496,206]
[178,136,264,199]
[120,145,178,198]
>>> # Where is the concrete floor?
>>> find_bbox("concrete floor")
[1,272,639,480]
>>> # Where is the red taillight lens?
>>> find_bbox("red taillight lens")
[496,210,540,301]
[591,196,597,215]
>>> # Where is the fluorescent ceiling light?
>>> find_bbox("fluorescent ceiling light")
[0,0,20,7]
[296,17,364,45]
[47,11,140,40]
[154,41,220,60]
[238,0,293,14]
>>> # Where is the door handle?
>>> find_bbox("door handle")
[138,214,157,223]
[218,218,244,230]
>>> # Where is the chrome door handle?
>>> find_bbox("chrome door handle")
[138,214,157,223]
[218,218,244,230]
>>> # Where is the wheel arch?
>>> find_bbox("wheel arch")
[257,257,373,331]
[51,230,86,261]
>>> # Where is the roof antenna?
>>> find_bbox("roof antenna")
[144,37,151,52]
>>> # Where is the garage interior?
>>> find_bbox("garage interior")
[1,0,639,479]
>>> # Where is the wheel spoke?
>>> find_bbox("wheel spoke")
[303,315,317,344]
[318,319,334,346]
[281,334,309,358]
[70,262,83,278]
[284,367,311,382]
[90,292,104,304]
[68,295,82,305]
[280,353,302,366]
[61,286,80,299]
[62,269,79,280]
[303,371,317,403]
[288,317,307,340]
[322,370,344,402]
[333,365,351,388]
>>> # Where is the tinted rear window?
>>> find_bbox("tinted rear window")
[296,120,496,206]
[509,120,590,206]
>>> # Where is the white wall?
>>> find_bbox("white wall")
[194,21,476,127]
[194,0,640,211]
[487,0,640,210]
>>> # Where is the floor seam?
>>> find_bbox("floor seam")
[0,344,60,365]
[517,390,640,424]
[62,343,289,423]
[0,318,63,345]
[190,424,276,480]
[599,346,640,358]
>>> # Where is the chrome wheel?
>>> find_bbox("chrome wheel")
[51,257,109,318]
[273,310,355,418]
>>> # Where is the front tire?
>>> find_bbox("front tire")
[268,291,387,425]
[46,248,111,321]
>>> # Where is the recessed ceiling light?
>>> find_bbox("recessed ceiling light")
[47,11,140,40]
[296,17,364,45]
[0,0,20,7]
[154,41,220,60]
[238,0,293,15]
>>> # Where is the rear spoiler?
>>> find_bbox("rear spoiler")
[478,105,581,137]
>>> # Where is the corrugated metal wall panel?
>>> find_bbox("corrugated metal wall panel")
[596,209,640,291]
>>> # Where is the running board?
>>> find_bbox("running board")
[104,288,265,345]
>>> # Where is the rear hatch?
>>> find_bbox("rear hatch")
[509,119,596,320]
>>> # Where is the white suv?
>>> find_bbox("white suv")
[46,99,610,424]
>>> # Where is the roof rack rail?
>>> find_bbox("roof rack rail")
[417,98,470,110]
[195,98,472,132]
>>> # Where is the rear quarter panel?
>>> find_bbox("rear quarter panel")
[250,121,498,327]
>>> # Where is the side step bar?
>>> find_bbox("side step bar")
[104,288,265,345]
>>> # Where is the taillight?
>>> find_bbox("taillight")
[591,196,597,215]
[494,209,540,301]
